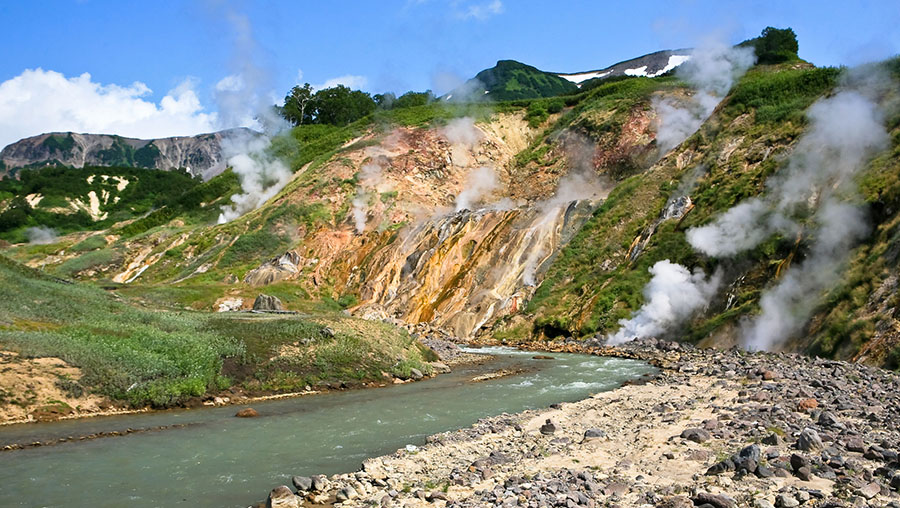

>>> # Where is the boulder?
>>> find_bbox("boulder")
[266,486,299,508]
[583,428,606,440]
[797,428,824,451]
[310,475,328,492]
[409,368,424,380]
[235,408,259,418]
[797,398,819,411]
[540,419,556,435]
[693,492,737,508]
[253,294,284,311]
[858,482,881,499]
[774,494,799,508]
[681,428,711,443]
[291,476,312,492]
[430,362,451,374]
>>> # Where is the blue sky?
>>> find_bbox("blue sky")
[0,0,898,147]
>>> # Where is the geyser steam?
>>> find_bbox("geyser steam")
[687,88,888,350]
[608,260,721,344]
[25,226,58,245]
[351,163,384,233]
[216,9,293,224]
[455,166,499,211]
[610,66,889,349]
[654,41,755,154]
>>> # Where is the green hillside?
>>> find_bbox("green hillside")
[456,60,579,101]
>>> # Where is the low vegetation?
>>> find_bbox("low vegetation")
[0,254,432,408]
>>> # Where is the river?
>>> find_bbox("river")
[0,347,653,507]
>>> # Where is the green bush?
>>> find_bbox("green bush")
[70,235,107,252]
[740,27,800,65]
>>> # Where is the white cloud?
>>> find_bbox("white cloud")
[312,74,369,91]
[296,69,304,83]
[456,0,503,20]
[0,68,217,149]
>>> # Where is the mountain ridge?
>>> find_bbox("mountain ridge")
[0,128,255,180]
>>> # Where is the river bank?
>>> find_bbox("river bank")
[0,336,486,428]
[258,338,900,508]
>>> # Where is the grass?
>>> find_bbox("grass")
[0,254,433,408]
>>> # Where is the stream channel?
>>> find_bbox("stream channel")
[0,347,654,507]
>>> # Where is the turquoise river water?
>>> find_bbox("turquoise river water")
[0,347,653,507]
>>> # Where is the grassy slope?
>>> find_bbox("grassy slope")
[0,165,201,243]
[526,60,900,366]
[0,254,432,409]
[465,60,579,101]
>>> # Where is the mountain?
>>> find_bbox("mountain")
[555,49,692,85]
[446,60,579,101]
[2,37,899,414]
[0,129,253,180]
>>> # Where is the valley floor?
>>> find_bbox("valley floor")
[259,340,900,508]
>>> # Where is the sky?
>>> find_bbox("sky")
[0,0,898,148]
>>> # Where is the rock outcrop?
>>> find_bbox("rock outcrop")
[252,294,284,312]
[0,128,255,179]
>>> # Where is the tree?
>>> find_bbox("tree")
[374,92,396,109]
[743,27,799,65]
[393,90,434,109]
[282,83,315,126]
[310,85,376,126]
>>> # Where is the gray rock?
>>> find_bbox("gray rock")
[253,294,284,311]
[335,486,358,502]
[540,419,556,435]
[291,476,312,492]
[310,475,328,492]
[584,428,606,439]
[756,465,774,478]
[409,368,424,380]
[796,466,812,481]
[267,486,299,508]
[693,492,737,508]
[754,500,775,508]
[775,494,799,508]
[762,433,784,446]
[790,454,810,471]
[681,428,711,443]
[858,482,881,499]
[797,428,824,451]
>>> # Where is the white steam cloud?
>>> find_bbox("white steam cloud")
[522,134,610,286]
[25,226,58,245]
[351,163,384,233]
[455,166,499,211]
[686,87,889,350]
[442,117,483,167]
[743,201,869,350]
[217,131,292,223]
[608,260,722,344]
[215,9,293,224]
[654,41,756,155]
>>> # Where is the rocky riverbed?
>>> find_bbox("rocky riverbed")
[257,338,900,508]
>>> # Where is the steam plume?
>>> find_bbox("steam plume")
[608,260,722,344]
[25,226,57,245]
[686,86,889,350]
[654,41,755,154]
[455,166,499,211]
[441,117,483,167]
[215,9,293,224]
[351,163,384,233]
